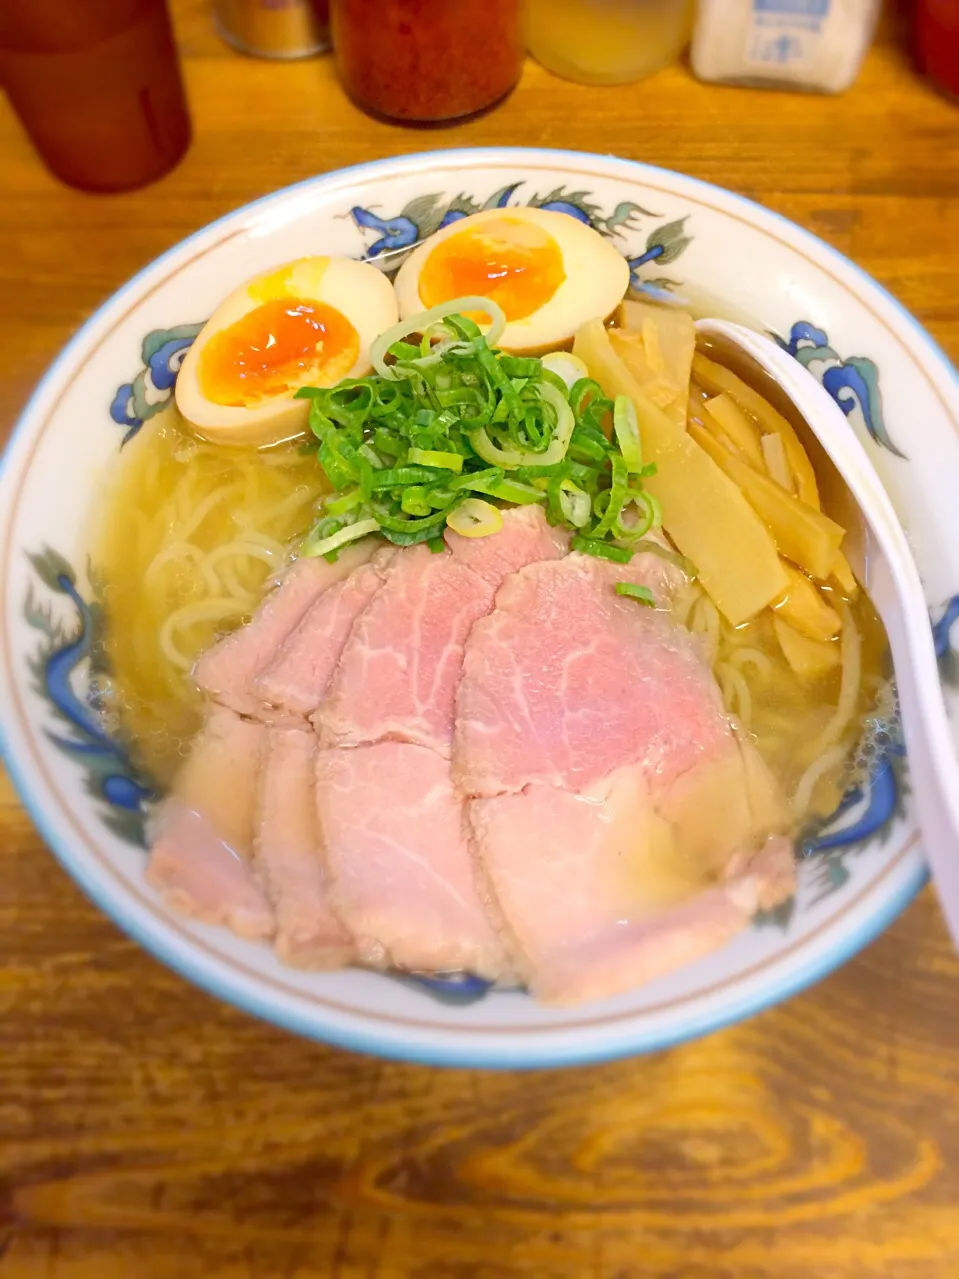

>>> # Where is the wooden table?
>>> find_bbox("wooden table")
[2,3,959,1275]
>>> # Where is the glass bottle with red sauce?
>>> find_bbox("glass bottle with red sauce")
[917,0,959,101]
[0,0,191,193]
[330,0,524,123]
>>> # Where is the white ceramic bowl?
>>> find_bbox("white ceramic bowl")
[3,148,958,1068]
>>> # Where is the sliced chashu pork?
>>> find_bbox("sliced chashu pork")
[316,742,505,976]
[150,715,357,965]
[155,539,383,956]
[255,728,354,969]
[156,546,385,954]
[253,549,394,721]
[316,507,568,754]
[147,706,274,938]
[469,773,795,1005]
[456,549,692,796]
[456,552,795,1005]
[194,537,379,722]
[314,507,568,976]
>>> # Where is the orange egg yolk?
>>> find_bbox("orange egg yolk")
[198,298,360,407]
[418,218,566,322]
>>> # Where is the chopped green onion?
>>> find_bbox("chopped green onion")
[569,378,604,419]
[426,487,456,510]
[408,448,464,472]
[540,351,590,391]
[377,509,452,534]
[613,395,644,474]
[446,467,503,491]
[452,467,544,505]
[379,520,448,547]
[465,428,527,469]
[568,429,610,465]
[368,465,447,491]
[401,486,433,516]
[557,479,591,529]
[370,296,506,378]
[470,383,574,470]
[615,582,656,607]
[297,306,660,558]
[590,453,628,539]
[325,489,364,517]
[571,537,634,564]
[301,518,380,559]
[484,478,547,506]
[614,489,661,542]
[447,498,503,539]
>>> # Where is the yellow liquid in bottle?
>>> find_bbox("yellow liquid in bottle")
[526,0,693,85]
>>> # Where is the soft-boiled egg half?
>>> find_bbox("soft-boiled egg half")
[175,256,399,446]
[394,207,629,355]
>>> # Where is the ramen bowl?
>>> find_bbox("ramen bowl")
[2,148,957,1068]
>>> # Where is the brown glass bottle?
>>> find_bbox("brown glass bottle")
[330,0,524,123]
[0,0,192,193]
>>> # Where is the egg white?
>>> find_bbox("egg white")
[175,256,399,447]
[393,207,630,355]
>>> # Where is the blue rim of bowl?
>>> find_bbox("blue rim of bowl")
[0,147,948,1068]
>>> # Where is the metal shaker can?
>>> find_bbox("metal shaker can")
[214,0,330,58]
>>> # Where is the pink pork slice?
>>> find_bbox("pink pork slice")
[194,537,379,722]
[312,507,566,979]
[251,550,394,721]
[315,742,506,977]
[470,766,793,1005]
[456,554,794,1005]
[255,728,354,969]
[147,707,274,939]
[316,506,568,755]
[456,551,711,796]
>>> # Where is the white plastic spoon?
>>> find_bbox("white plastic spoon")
[696,318,959,947]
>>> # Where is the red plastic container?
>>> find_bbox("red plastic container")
[917,0,959,101]
[0,0,191,193]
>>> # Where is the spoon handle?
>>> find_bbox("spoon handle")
[869,553,959,947]
[697,320,959,948]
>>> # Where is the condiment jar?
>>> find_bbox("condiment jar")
[691,0,880,94]
[330,0,524,123]
[526,0,694,86]
[214,0,330,58]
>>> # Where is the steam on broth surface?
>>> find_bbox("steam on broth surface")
[93,301,890,831]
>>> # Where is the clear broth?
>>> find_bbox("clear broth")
[689,331,892,820]
[93,410,326,785]
[93,343,890,825]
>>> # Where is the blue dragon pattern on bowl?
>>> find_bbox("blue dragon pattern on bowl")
[22,181,956,1003]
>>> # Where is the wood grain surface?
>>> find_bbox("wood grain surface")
[3,2,959,1275]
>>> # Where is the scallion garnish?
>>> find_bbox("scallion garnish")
[613,395,644,474]
[615,582,656,607]
[571,537,634,564]
[296,299,663,554]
